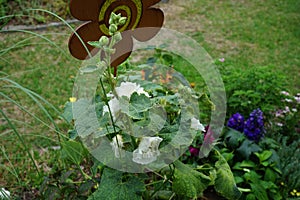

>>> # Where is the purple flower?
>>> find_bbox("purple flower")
[243,109,265,142]
[227,113,245,132]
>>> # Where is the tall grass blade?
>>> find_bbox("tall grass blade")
[0,109,41,176]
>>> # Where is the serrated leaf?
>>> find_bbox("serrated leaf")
[88,168,145,200]
[214,154,242,200]
[172,161,210,199]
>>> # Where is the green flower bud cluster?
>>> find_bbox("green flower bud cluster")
[88,12,127,49]
[86,12,127,87]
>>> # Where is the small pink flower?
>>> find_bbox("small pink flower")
[275,110,283,117]
[285,98,293,103]
[219,58,225,62]
[295,96,300,103]
[283,106,290,113]
[280,91,290,96]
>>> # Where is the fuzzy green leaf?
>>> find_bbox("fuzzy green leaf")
[214,154,242,200]
[172,161,210,199]
[120,93,152,119]
[87,41,102,48]
[88,168,145,200]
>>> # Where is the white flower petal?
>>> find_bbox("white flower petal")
[190,117,205,132]
[110,135,125,158]
[132,137,162,165]
[115,82,150,98]
[103,98,120,120]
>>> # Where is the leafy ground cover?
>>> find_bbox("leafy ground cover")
[0,0,300,199]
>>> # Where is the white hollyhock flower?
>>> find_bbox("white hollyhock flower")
[132,136,163,165]
[110,134,125,158]
[191,117,205,132]
[115,82,150,98]
[103,82,150,120]
[103,98,120,120]
[0,188,10,199]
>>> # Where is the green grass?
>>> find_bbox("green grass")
[0,0,300,197]
[170,0,300,91]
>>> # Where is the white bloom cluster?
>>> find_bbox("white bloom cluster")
[132,137,163,165]
[0,188,10,199]
[190,117,205,132]
[115,82,150,98]
[110,134,125,158]
[103,82,150,120]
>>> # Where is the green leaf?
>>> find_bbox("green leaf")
[129,93,151,116]
[234,176,244,184]
[62,101,73,123]
[237,139,262,160]
[240,160,256,168]
[250,183,268,200]
[214,154,242,200]
[173,161,210,199]
[244,171,262,182]
[88,168,145,200]
[255,150,273,163]
[225,128,245,148]
[87,41,102,48]
[246,193,256,200]
[120,93,152,119]
[61,140,86,165]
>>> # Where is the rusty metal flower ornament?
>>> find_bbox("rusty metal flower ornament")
[68,0,164,67]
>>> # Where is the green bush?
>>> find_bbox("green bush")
[219,65,287,119]
[219,128,283,200]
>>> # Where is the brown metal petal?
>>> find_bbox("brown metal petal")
[68,21,103,60]
[70,0,104,21]
[132,8,164,41]
[142,0,162,8]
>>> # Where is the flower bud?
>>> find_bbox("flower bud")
[114,32,122,42]
[118,17,127,25]
[109,24,118,34]
[99,36,109,46]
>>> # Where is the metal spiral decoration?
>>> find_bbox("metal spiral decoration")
[98,0,143,35]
